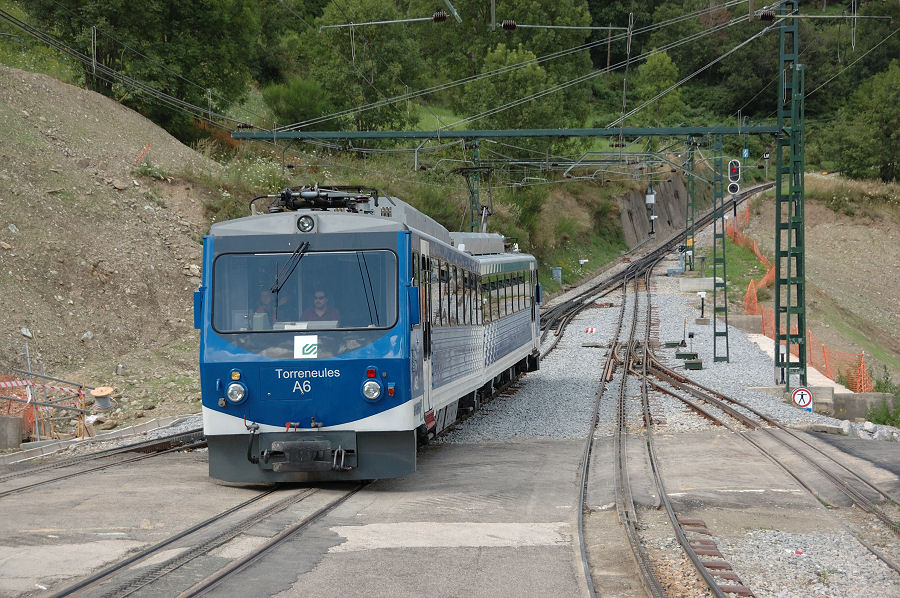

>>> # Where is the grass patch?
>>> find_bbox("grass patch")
[538,234,626,295]
[806,176,900,218]
[696,235,766,306]
[413,103,460,130]
[0,1,80,82]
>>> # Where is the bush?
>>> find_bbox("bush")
[866,367,900,427]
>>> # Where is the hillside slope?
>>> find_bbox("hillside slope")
[745,184,900,380]
[0,65,219,420]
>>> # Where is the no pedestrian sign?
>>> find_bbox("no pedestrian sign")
[791,387,813,410]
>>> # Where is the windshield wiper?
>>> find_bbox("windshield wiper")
[271,241,310,295]
[356,251,380,326]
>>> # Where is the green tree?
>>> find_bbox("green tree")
[828,60,899,182]
[633,50,683,126]
[261,77,332,129]
[296,0,424,131]
[250,0,329,84]
[460,43,558,151]
[24,1,259,138]
[410,0,594,129]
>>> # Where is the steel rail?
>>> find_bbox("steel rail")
[95,488,322,598]
[647,359,900,574]
[48,488,278,597]
[0,428,204,482]
[539,182,774,349]
[576,282,628,597]
[653,359,900,508]
[615,277,667,597]
[0,439,206,499]
[178,484,366,597]
[635,265,746,598]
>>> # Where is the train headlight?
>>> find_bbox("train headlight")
[226,382,247,404]
[361,380,382,401]
[297,215,315,233]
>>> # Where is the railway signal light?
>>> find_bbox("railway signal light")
[728,159,741,183]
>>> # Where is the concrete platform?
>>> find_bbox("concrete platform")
[747,333,851,392]
[679,277,723,292]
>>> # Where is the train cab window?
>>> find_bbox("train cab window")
[212,250,397,333]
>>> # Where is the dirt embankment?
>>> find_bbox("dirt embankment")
[0,65,220,426]
[744,185,900,379]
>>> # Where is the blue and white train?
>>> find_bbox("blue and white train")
[195,186,540,482]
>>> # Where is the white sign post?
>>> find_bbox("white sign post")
[791,387,813,412]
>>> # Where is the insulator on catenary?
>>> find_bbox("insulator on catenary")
[501,19,517,30]
[432,10,448,23]
[759,10,775,21]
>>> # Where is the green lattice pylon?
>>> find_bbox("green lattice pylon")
[711,136,729,362]
[774,0,807,388]
[685,139,696,271]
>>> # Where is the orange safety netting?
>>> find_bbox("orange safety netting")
[0,375,36,435]
[732,211,874,393]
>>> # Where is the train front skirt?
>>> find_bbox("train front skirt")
[207,429,416,483]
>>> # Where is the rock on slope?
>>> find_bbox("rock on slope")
[0,65,220,420]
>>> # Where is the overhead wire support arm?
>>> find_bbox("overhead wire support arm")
[232,125,781,142]
[498,20,627,31]
[319,12,452,30]
[441,0,462,24]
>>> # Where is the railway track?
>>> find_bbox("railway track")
[578,260,760,597]
[48,484,364,597]
[645,357,900,574]
[0,429,205,499]
[540,182,773,358]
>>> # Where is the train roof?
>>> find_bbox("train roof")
[212,186,519,257]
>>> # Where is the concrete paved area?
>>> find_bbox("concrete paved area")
[2,432,899,597]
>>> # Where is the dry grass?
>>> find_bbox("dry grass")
[804,174,900,219]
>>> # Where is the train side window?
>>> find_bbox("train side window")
[503,273,510,316]
[431,259,442,328]
[460,270,467,326]
[524,270,531,309]
[465,272,475,326]
[519,272,525,311]
[482,277,491,323]
[493,275,501,320]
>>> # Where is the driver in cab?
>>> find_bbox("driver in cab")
[301,290,341,322]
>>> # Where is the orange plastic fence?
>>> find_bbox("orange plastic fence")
[0,375,36,435]
[732,216,874,393]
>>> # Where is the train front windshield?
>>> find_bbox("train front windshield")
[212,250,397,333]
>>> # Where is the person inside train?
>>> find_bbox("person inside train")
[252,288,276,329]
[300,289,341,322]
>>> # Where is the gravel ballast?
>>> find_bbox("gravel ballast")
[439,257,900,597]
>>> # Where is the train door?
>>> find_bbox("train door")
[420,240,433,420]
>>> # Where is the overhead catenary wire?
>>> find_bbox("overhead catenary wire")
[0,8,246,133]
[806,26,900,98]
[277,0,752,131]
[37,0,272,127]
[442,12,751,131]
[608,18,785,128]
